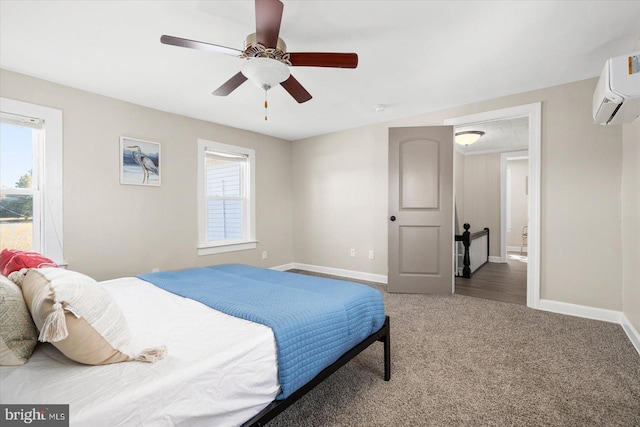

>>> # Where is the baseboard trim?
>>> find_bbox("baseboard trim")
[621,313,640,356]
[488,256,503,263]
[274,262,388,284]
[539,299,640,357]
[271,263,295,272]
[538,299,622,323]
[507,245,527,253]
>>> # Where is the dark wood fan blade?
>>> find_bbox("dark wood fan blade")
[288,52,359,68]
[212,72,248,96]
[255,0,284,48]
[161,35,242,57]
[280,75,312,103]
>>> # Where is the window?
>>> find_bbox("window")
[0,98,63,264]
[0,114,41,252]
[197,139,255,255]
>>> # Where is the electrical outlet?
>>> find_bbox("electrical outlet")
[350,248,356,257]
[262,251,268,259]
[368,250,374,259]
[152,267,160,273]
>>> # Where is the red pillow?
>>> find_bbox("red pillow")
[0,249,58,277]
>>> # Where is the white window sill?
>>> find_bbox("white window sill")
[197,241,257,256]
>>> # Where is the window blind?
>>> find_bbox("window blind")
[204,151,246,241]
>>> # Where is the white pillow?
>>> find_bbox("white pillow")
[0,274,38,365]
[19,268,166,365]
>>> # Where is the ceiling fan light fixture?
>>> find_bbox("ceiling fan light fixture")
[241,57,290,91]
[455,130,485,146]
[243,33,289,61]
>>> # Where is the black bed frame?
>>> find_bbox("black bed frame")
[241,315,391,427]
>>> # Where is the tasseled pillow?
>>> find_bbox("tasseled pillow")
[17,268,166,365]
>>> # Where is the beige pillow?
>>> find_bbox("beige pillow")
[0,274,38,365]
[20,268,166,365]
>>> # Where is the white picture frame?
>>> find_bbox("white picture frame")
[120,137,161,186]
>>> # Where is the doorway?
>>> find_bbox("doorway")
[503,151,529,263]
[445,103,541,309]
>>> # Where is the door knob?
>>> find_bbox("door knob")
[390,216,396,222]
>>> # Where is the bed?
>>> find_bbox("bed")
[0,264,390,426]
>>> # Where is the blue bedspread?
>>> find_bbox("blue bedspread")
[137,264,385,399]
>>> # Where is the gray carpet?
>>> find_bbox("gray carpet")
[269,271,640,426]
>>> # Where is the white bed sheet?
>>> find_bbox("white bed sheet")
[0,277,280,427]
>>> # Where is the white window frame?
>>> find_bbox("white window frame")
[1,97,64,265]
[197,139,256,255]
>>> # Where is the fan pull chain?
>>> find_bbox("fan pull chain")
[264,90,268,121]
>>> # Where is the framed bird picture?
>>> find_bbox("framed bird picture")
[120,137,161,186]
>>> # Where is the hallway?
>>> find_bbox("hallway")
[455,253,527,305]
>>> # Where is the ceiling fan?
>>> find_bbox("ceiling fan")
[161,0,358,110]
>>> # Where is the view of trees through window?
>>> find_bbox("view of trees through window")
[0,121,35,251]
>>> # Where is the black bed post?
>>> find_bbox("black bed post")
[381,316,391,381]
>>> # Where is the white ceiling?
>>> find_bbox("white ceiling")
[456,117,529,155]
[1,1,639,141]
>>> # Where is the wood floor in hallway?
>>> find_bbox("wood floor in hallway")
[455,254,527,305]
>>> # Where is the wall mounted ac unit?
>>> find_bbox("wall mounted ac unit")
[593,53,640,125]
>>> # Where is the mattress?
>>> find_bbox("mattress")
[0,277,280,427]
[139,264,386,399]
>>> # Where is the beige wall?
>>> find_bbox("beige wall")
[507,159,529,249]
[292,124,389,273]
[292,78,623,311]
[454,150,465,234]
[460,153,501,258]
[622,119,640,332]
[2,67,629,315]
[0,69,294,281]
